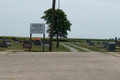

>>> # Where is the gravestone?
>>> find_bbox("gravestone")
[14,38,19,43]
[34,40,42,45]
[115,37,117,45]
[2,38,6,43]
[89,42,94,45]
[0,43,2,47]
[44,40,50,47]
[5,40,11,46]
[118,41,120,47]
[71,42,74,44]
[22,41,31,48]
[13,38,17,41]
[86,39,91,43]
[19,40,24,43]
[0,38,8,47]
[0,43,7,47]
[106,42,116,52]
[104,41,109,48]
[43,44,49,47]
[0,39,1,44]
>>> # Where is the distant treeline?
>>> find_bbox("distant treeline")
[0,36,115,42]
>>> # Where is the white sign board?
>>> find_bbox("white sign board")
[30,23,45,34]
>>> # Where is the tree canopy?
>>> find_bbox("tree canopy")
[41,8,72,38]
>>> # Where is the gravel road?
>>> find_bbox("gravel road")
[0,51,120,80]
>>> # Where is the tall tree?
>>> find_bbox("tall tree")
[41,8,72,47]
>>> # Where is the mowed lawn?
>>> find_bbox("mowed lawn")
[64,42,120,52]
[0,40,71,52]
[1,38,120,52]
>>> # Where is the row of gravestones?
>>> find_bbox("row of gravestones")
[87,39,116,51]
[104,37,120,52]
[32,40,49,45]
[0,38,50,47]
[13,38,30,43]
[104,42,116,52]
[0,38,50,48]
[12,38,50,47]
[0,38,12,47]
[86,39,95,46]
[22,40,50,48]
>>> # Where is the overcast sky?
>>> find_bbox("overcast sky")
[0,0,120,39]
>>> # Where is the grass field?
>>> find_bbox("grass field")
[0,40,71,52]
[72,43,105,52]
[0,36,119,52]
[65,42,120,52]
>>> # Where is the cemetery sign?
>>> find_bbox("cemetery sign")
[30,23,45,51]
[30,23,45,34]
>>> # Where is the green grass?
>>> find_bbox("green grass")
[0,40,24,51]
[0,40,71,52]
[64,42,106,52]
[75,43,106,52]
[54,44,71,52]
[64,42,120,52]
[0,36,119,52]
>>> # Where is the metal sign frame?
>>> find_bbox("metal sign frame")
[30,23,45,52]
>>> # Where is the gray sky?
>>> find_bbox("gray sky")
[0,0,120,39]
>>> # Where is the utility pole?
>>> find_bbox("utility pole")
[49,0,56,51]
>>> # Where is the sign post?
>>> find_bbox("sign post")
[43,34,45,51]
[30,23,45,51]
[29,34,32,50]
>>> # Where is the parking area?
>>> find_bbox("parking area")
[0,51,120,80]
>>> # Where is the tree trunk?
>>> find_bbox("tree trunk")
[56,32,59,48]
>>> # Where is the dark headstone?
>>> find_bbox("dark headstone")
[0,43,2,47]
[118,41,120,46]
[14,38,19,41]
[2,38,6,43]
[86,39,91,43]
[14,38,19,43]
[106,42,116,52]
[34,41,42,45]
[89,42,94,45]
[19,40,24,43]
[13,38,17,41]
[22,41,31,48]
[115,37,117,44]
[5,40,11,46]
[0,43,7,47]
[104,41,109,48]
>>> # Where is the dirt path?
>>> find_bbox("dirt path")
[1,52,120,80]
[63,42,92,52]
[60,43,79,52]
